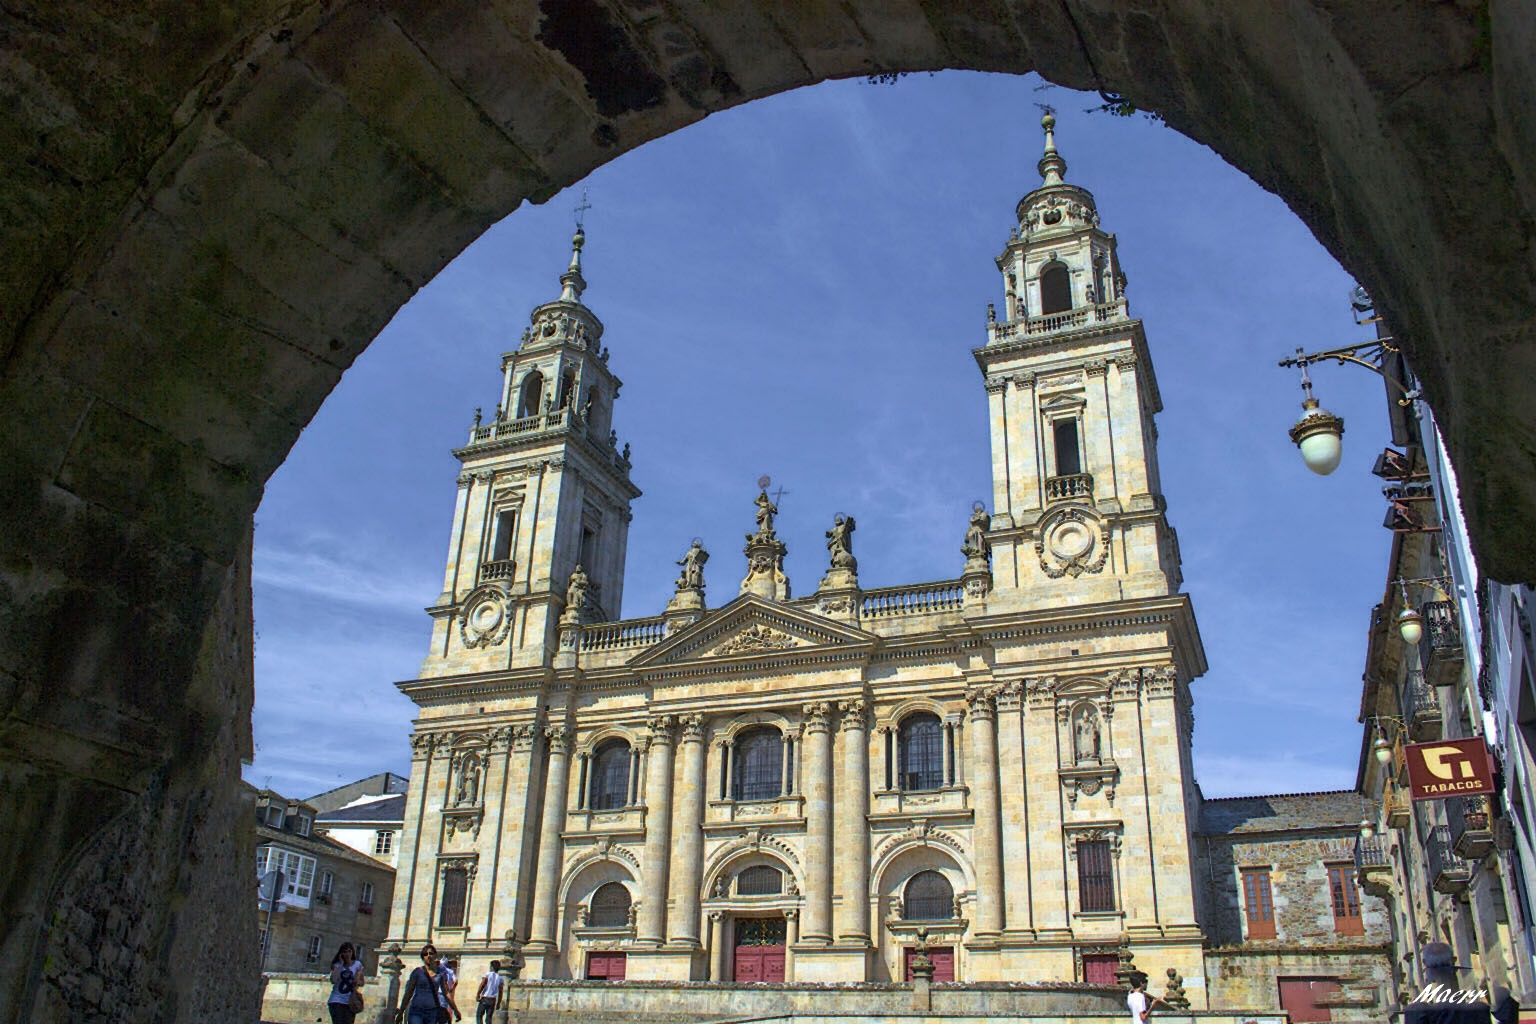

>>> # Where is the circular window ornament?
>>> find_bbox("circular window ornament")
[1035,507,1110,579]
[460,586,513,649]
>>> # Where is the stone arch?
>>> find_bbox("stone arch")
[558,843,640,907]
[872,826,974,894]
[577,725,639,757]
[701,844,802,903]
[516,370,545,419]
[874,840,972,917]
[716,711,794,743]
[878,696,956,728]
[4,4,1536,1020]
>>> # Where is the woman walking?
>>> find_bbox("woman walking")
[326,943,365,1024]
[396,944,453,1024]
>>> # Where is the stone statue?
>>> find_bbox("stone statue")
[826,515,857,569]
[675,540,708,591]
[473,407,482,428]
[456,755,480,805]
[1163,967,1189,1009]
[565,565,589,616]
[753,490,777,537]
[1073,705,1101,762]
[962,505,991,563]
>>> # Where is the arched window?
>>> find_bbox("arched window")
[589,882,631,927]
[899,713,944,792]
[733,728,784,802]
[1039,261,1072,314]
[558,367,576,409]
[903,871,954,921]
[516,370,544,418]
[589,739,631,811]
[736,865,783,896]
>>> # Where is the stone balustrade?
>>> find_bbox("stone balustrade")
[1045,472,1094,503]
[860,581,965,618]
[986,298,1129,344]
[580,617,667,651]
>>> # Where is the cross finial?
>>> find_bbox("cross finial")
[1032,81,1057,119]
[573,188,592,231]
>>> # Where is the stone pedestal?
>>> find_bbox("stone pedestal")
[960,560,992,608]
[664,587,705,632]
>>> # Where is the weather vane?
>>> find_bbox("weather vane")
[1032,81,1057,118]
[573,187,591,231]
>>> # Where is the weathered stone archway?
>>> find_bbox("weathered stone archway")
[2,3,1533,1021]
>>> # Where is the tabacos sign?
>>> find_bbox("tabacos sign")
[1405,737,1496,801]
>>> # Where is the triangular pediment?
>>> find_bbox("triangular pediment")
[628,594,878,671]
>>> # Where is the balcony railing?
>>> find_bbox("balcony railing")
[1427,824,1472,894]
[1447,794,1494,860]
[1402,671,1442,741]
[1045,473,1094,504]
[1419,600,1465,688]
[1354,835,1393,898]
[580,616,667,652]
[985,298,1129,344]
[479,558,516,583]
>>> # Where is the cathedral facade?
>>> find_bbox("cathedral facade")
[386,118,1214,998]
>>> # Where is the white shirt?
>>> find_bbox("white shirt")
[1128,990,1149,1023]
[480,971,504,1001]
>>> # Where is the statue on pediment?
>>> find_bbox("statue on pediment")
[675,539,708,592]
[826,515,857,570]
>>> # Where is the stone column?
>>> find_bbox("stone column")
[526,724,574,951]
[836,698,871,943]
[968,689,1005,937]
[801,701,835,944]
[667,714,708,947]
[637,715,677,944]
[708,911,726,980]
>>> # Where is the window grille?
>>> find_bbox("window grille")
[903,871,954,920]
[590,740,631,811]
[899,714,944,792]
[306,935,322,963]
[733,728,783,802]
[737,865,784,896]
[1077,840,1116,913]
[589,882,631,927]
[439,867,469,927]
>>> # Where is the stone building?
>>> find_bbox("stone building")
[255,787,396,974]
[1196,791,1393,1021]
[382,118,1383,1016]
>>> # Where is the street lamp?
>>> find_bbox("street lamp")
[1276,294,1418,475]
[1394,576,1454,646]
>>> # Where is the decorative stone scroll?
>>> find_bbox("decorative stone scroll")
[714,624,795,656]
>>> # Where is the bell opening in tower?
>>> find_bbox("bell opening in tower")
[1040,261,1072,314]
[1053,419,1082,477]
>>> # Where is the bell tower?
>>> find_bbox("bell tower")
[975,114,1181,606]
[421,227,641,672]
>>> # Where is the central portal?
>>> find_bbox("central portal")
[733,918,787,982]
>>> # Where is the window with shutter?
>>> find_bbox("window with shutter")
[1326,863,1363,936]
[439,867,469,927]
[1242,868,1276,939]
[1077,840,1116,913]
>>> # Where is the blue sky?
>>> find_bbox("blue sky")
[247,72,1396,803]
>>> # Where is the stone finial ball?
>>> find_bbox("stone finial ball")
[1042,112,1056,131]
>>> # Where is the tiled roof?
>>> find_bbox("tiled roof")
[1198,789,1366,835]
[257,823,394,873]
[316,794,407,824]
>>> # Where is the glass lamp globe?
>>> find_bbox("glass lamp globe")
[1359,818,1375,840]
[1398,606,1424,645]
[1288,397,1345,475]
[1373,736,1393,766]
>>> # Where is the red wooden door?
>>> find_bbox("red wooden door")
[732,945,785,982]
[586,952,626,981]
[903,946,955,983]
[1083,954,1119,985]
[1278,977,1339,1022]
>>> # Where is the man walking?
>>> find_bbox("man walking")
[475,960,504,1024]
